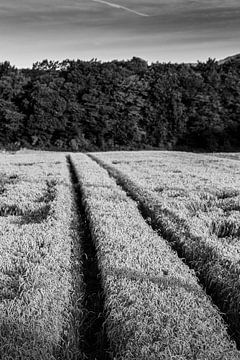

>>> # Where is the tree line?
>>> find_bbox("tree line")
[0,57,239,151]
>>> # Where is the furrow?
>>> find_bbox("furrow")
[67,155,110,360]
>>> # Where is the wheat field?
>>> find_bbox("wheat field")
[1,150,240,359]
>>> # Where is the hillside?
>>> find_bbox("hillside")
[218,53,240,65]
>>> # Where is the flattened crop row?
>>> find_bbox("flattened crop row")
[90,153,240,349]
[71,153,240,360]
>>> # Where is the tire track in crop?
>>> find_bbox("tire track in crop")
[88,153,240,350]
[66,155,110,360]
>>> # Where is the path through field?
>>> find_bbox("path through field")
[1,150,240,359]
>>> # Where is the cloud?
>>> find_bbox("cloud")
[0,0,239,67]
[92,0,149,17]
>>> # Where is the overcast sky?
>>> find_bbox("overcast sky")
[0,0,239,68]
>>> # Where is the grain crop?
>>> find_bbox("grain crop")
[91,150,240,344]
[0,152,84,359]
[70,152,240,360]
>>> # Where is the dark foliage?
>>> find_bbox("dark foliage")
[0,57,240,151]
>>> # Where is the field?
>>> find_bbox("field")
[1,150,240,359]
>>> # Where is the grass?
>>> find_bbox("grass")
[67,155,109,360]
[0,153,84,359]
[90,150,240,347]
[2,149,240,359]
[70,153,240,359]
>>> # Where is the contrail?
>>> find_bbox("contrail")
[92,0,149,17]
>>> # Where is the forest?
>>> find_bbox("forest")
[0,56,239,151]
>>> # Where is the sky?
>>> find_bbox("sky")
[0,0,239,68]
